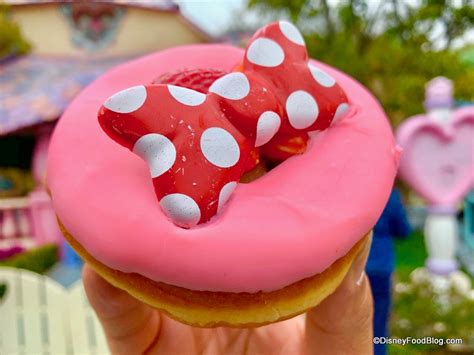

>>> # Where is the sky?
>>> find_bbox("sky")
[175,0,246,36]
[176,0,473,48]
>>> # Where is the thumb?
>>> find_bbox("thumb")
[82,264,161,354]
[305,234,373,354]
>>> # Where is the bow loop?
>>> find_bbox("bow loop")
[243,21,348,134]
[244,21,308,67]
[100,84,252,228]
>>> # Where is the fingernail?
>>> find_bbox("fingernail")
[351,233,372,286]
[352,252,366,286]
[356,271,366,286]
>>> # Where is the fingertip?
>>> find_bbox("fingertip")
[82,264,137,318]
[304,271,373,354]
[82,264,116,301]
[82,264,104,292]
[82,265,162,353]
[305,234,374,333]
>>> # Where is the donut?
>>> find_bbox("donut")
[47,22,398,327]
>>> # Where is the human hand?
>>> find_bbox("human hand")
[83,237,373,355]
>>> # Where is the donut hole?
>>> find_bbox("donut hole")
[240,132,310,183]
[240,160,268,183]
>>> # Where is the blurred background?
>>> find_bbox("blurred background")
[0,1,473,354]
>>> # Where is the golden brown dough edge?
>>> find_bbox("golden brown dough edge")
[59,218,370,328]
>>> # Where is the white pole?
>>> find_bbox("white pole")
[424,207,459,275]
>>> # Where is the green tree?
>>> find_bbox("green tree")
[0,4,31,59]
[247,0,474,126]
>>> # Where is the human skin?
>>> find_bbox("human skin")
[82,237,373,355]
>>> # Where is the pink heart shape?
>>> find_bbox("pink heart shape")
[397,106,474,206]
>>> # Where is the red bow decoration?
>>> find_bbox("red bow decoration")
[98,21,349,228]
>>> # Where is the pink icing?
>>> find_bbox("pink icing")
[47,45,397,293]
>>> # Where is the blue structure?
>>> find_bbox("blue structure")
[62,241,84,268]
[47,241,83,287]
[367,188,412,355]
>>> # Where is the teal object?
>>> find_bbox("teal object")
[463,190,474,249]
[460,189,474,276]
[0,177,13,191]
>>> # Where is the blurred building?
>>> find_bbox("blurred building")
[0,0,211,259]
[8,0,210,57]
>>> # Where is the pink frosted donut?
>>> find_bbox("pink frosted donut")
[48,28,398,326]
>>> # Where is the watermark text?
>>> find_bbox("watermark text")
[373,337,463,346]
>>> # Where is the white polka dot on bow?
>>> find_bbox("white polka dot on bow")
[200,127,241,168]
[133,133,176,178]
[160,193,201,228]
[217,181,238,213]
[168,85,206,106]
[104,85,147,113]
[279,21,305,46]
[333,103,350,124]
[286,90,319,129]
[246,38,285,67]
[209,72,250,100]
[255,111,281,147]
[308,64,336,88]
